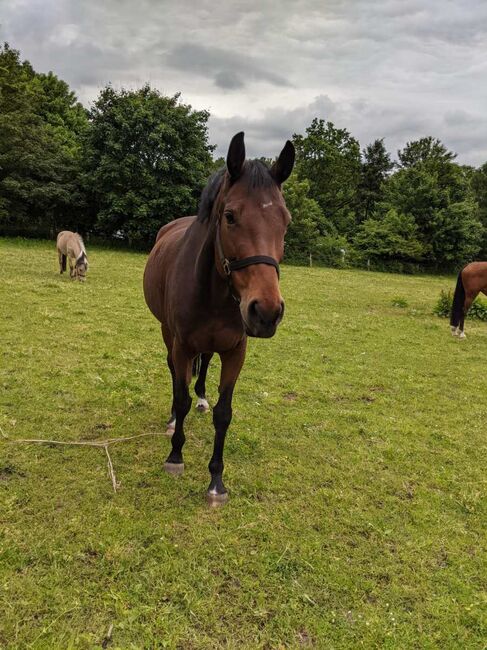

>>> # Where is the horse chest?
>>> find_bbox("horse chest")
[185,319,244,354]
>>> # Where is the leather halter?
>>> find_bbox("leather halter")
[215,217,280,288]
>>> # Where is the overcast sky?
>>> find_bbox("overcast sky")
[2,0,487,165]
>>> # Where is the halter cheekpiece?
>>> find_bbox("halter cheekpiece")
[215,217,280,283]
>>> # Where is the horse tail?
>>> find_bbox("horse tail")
[192,355,202,377]
[61,254,67,272]
[450,271,465,327]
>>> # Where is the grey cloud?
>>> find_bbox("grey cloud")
[444,110,477,128]
[210,94,487,168]
[166,44,291,89]
[214,71,245,90]
[209,95,338,158]
[1,0,486,165]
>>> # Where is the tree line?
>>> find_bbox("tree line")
[1,43,486,271]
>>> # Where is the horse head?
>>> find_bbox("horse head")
[76,254,88,282]
[213,132,295,337]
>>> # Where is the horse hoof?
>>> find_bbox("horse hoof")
[164,425,175,437]
[206,490,229,507]
[164,462,184,476]
[196,398,209,413]
[459,332,466,339]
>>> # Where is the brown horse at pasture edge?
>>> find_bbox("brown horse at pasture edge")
[450,261,487,338]
[143,132,295,505]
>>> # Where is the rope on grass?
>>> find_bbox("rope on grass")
[104,444,118,492]
[3,430,169,493]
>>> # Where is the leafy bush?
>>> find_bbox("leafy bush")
[434,289,487,320]
[391,297,408,308]
[467,299,487,320]
[313,234,350,267]
[433,290,452,318]
[353,209,425,267]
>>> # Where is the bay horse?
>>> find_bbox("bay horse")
[57,231,89,281]
[143,132,295,505]
[450,262,487,338]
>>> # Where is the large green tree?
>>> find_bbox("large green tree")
[0,43,88,232]
[84,85,213,244]
[397,136,457,168]
[470,162,487,257]
[382,139,483,268]
[293,118,361,235]
[283,172,347,266]
[283,173,323,261]
[353,209,425,267]
[356,138,393,222]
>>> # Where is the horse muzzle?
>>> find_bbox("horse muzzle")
[242,299,284,338]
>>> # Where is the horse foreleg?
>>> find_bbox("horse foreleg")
[58,250,64,274]
[207,339,247,506]
[164,342,192,475]
[195,352,213,412]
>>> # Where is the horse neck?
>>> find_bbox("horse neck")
[190,214,232,306]
[74,235,86,261]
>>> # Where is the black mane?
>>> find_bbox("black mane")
[197,168,226,223]
[197,160,276,222]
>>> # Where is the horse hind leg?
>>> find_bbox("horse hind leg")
[165,353,177,436]
[194,353,213,412]
[164,343,192,476]
[459,292,477,339]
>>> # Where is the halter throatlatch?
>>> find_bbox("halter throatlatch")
[215,218,280,289]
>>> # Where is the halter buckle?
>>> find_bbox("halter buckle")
[222,259,231,276]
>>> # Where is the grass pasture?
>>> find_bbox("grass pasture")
[1,237,486,649]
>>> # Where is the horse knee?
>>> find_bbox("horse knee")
[175,388,192,418]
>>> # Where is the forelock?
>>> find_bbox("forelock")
[197,160,277,222]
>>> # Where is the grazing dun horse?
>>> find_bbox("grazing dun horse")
[56,231,89,281]
[450,262,487,338]
[143,132,295,505]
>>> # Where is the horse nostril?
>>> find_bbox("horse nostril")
[248,299,260,321]
[270,301,284,325]
[248,300,283,327]
[279,301,285,321]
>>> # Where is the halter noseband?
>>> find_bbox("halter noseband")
[215,217,280,291]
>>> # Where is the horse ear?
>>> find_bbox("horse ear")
[271,140,295,185]
[226,131,246,181]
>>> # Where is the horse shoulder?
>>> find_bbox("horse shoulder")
[156,216,196,243]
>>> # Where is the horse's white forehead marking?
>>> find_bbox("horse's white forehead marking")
[262,201,273,209]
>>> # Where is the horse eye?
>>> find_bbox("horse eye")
[224,211,235,225]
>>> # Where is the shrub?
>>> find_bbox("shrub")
[391,297,408,308]
[469,300,487,321]
[434,289,487,320]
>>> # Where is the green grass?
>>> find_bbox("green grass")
[1,237,486,649]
